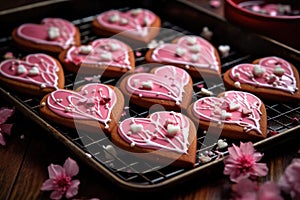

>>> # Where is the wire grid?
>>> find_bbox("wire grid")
[0,11,300,187]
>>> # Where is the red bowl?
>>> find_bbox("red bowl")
[224,0,300,50]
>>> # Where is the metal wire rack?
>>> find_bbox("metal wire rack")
[0,9,299,190]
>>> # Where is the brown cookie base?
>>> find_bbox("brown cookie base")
[12,27,81,54]
[111,116,197,168]
[186,92,267,142]
[0,57,65,96]
[118,66,194,112]
[223,58,300,102]
[58,44,135,77]
[39,85,124,135]
[145,44,221,78]
[92,15,161,44]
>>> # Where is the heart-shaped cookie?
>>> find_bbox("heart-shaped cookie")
[145,35,221,77]
[119,65,193,111]
[59,38,135,77]
[223,56,300,102]
[112,111,197,168]
[12,18,81,53]
[0,53,64,96]
[40,83,124,133]
[92,8,161,43]
[187,91,267,141]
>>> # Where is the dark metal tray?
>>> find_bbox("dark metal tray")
[0,0,299,192]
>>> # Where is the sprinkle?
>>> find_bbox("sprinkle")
[199,154,212,163]
[196,83,204,88]
[209,0,221,8]
[130,142,135,147]
[41,102,46,107]
[234,81,241,88]
[200,88,213,96]
[268,130,278,136]
[201,27,213,40]
[103,145,117,160]
[218,45,230,57]
[48,27,60,40]
[41,84,46,88]
[80,45,93,54]
[20,134,25,140]
[217,139,228,149]
[292,117,299,124]
[135,51,142,57]
[3,52,14,59]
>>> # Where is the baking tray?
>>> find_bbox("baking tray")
[0,0,299,192]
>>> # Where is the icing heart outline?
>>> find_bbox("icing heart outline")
[229,56,297,94]
[150,35,220,72]
[118,111,190,154]
[17,18,76,49]
[125,65,191,105]
[65,38,132,69]
[96,9,157,38]
[0,53,60,89]
[46,83,117,128]
[192,91,265,135]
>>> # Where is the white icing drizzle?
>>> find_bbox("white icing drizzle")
[193,91,263,134]
[230,56,297,94]
[0,54,59,89]
[65,38,131,69]
[17,18,76,49]
[97,9,156,37]
[126,65,190,105]
[47,83,116,128]
[118,111,190,154]
[151,36,219,71]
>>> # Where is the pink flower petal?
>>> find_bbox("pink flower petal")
[0,133,6,146]
[48,164,65,179]
[231,179,259,200]
[63,157,79,177]
[66,179,80,199]
[252,163,269,176]
[258,181,283,200]
[41,179,55,191]
[240,142,255,155]
[50,190,64,200]
[0,124,13,135]
[0,107,14,125]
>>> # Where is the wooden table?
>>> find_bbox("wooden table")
[1,1,300,199]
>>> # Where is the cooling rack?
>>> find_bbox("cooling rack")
[0,4,299,192]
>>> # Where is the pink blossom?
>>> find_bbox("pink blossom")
[278,158,300,199]
[223,142,268,182]
[231,179,283,200]
[0,107,15,146]
[41,157,80,200]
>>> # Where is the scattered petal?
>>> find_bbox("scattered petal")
[64,157,79,177]
[223,142,268,182]
[41,157,80,200]
[278,158,300,199]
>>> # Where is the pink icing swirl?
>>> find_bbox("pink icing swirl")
[230,56,297,93]
[125,65,190,105]
[96,8,156,37]
[151,36,219,72]
[46,83,116,129]
[0,53,60,89]
[17,18,76,49]
[192,91,263,134]
[65,38,131,69]
[118,111,190,154]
